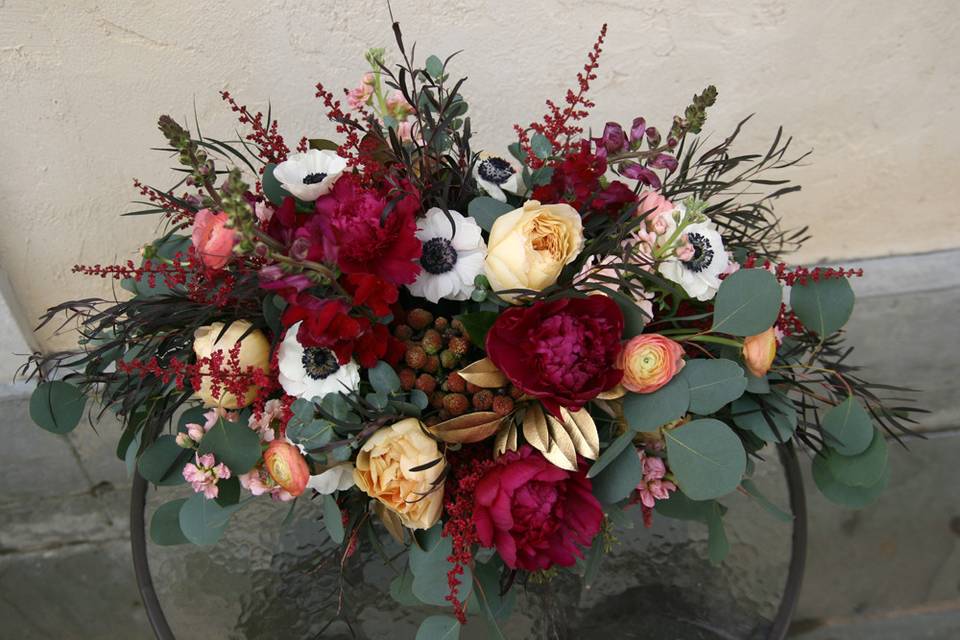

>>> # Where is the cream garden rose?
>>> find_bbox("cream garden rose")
[192,320,271,409]
[484,200,584,302]
[353,418,445,530]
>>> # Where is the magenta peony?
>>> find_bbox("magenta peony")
[485,295,624,417]
[473,445,603,571]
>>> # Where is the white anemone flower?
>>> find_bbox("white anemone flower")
[658,221,729,301]
[272,149,347,201]
[474,156,523,202]
[407,207,487,303]
[277,321,360,400]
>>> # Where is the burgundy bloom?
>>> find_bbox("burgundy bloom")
[533,141,636,218]
[595,121,628,158]
[473,445,603,571]
[485,295,624,417]
[258,265,311,302]
[310,174,422,285]
[629,117,647,144]
[343,272,398,318]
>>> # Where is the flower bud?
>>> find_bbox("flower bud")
[263,441,310,497]
[742,327,777,378]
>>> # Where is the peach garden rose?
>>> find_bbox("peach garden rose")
[742,327,777,378]
[353,417,445,530]
[618,333,686,394]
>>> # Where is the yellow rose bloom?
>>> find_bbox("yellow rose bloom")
[484,200,584,302]
[192,320,271,409]
[354,418,445,530]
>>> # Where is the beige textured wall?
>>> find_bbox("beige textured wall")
[2,0,958,351]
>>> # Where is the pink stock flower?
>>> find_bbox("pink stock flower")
[347,73,375,109]
[238,467,294,502]
[182,453,231,499]
[178,408,238,448]
[385,90,414,118]
[637,191,678,236]
[191,209,237,270]
[247,398,283,442]
[635,450,676,508]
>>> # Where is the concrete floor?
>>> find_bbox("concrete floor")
[1,258,957,639]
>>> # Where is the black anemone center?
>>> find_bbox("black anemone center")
[420,237,458,275]
[682,232,716,273]
[301,347,340,380]
[303,172,327,185]
[477,157,515,185]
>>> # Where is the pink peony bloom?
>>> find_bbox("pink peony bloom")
[636,450,676,508]
[191,209,237,270]
[182,453,231,499]
[473,445,603,571]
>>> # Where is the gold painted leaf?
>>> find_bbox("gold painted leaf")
[374,502,406,544]
[494,421,518,458]
[458,357,508,388]
[596,384,627,400]
[542,411,578,470]
[551,407,600,460]
[522,402,550,453]
[428,411,503,444]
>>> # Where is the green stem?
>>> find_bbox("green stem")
[677,334,744,348]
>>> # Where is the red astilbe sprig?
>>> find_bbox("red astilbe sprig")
[314,82,364,164]
[442,446,497,624]
[220,90,290,167]
[133,179,196,226]
[117,341,276,407]
[73,254,190,290]
[515,24,608,167]
[742,254,864,286]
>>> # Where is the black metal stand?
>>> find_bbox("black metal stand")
[130,443,807,640]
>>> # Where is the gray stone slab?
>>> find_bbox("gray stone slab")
[794,430,960,623]
[0,396,91,502]
[0,539,151,639]
[790,604,960,639]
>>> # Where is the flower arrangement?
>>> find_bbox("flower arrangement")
[22,20,921,638]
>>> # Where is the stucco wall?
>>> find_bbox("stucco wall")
[2,0,958,351]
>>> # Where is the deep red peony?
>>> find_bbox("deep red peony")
[309,174,422,285]
[485,295,624,417]
[532,140,636,218]
[473,445,603,571]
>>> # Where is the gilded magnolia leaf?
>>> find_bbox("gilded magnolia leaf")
[457,357,508,388]
[596,384,627,400]
[428,412,503,444]
[522,403,599,471]
[494,421,518,458]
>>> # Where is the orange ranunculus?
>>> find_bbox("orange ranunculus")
[618,334,685,394]
[263,441,310,497]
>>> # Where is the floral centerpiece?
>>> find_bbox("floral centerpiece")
[22,20,920,638]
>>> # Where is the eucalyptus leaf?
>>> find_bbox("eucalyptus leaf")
[322,494,345,544]
[823,429,888,488]
[410,535,472,606]
[390,570,420,607]
[790,277,855,336]
[812,454,889,508]
[424,55,444,79]
[622,376,690,432]
[591,441,642,504]
[198,417,262,474]
[530,133,553,159]
[287,418,335,449]
[416,615,461,640]
[821,396,874,456]
[138,435,191,486]
[664,419,746,500]
[178,492,238,545]
[29,381,87,435]
[261,162,288,206]
[731,392,797,443]
[681,359,748,414]
[369,360,401,395]
[468,197,514,232]
[150,499,190,546]
[710,269,782,336]
[587,431,635,478]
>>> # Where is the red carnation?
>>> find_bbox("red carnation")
[485,295,623,417]
[343,272,398,318]
[473,445,603,571]
[309,174,422,285]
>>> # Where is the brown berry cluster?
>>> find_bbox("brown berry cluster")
[395,308,520,425]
